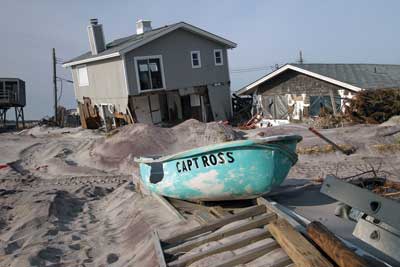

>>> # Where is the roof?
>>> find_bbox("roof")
[237,63,400,95]
[63,22,237,67]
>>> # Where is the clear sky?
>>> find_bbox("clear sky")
[1,0,399,120]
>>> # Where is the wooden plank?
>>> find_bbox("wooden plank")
[167,230,271,267]
[165,213,277,254]
[210,206,231,218]
[210,240,279,267]
[152,230,167,267]
[193,209,217,225]
[269,218,333,267]
[163,205,266,245]
[257,197,304,230]
[168,198,211,212]
[152,194,186,222]
[269,256,293,267]
[307,221,368,267]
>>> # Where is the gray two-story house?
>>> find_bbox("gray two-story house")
[63,19,236,126]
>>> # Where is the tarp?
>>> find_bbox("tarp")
[261,95,288,119]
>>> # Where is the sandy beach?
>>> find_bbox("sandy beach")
[1,119,400,266]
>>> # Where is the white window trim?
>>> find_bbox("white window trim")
[190,51,201,68]
[134,55,166,93]
[214,49,224,66]
[77,65,89,87]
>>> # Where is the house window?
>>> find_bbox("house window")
[135,55,165,91]
[77,66,89,86]
[214,49,223,66]
[191,51,201,68]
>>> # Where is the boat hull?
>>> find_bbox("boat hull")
[136,135,301,201]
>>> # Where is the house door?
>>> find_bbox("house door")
[148,94,162,124]
[132,96,152,124]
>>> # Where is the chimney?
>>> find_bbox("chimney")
[136,19,152,34]
[87,18,106,55]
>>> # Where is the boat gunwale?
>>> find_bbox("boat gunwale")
[134,135,302,164]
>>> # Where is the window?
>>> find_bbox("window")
[135,55,165,91]
[77,66,89,86]
[214,49,223,66]
[191,51,201,68]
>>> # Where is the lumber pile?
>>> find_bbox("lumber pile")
[154,202,339,267]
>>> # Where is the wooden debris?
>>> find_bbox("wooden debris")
[307,221,368,267]
[210,240,280,267]
[269,218,333,267]
[163,205,266,245]
[152,230,167,267]
[165,213,277,254]
[308,127,355,155]
[167,230,271,267]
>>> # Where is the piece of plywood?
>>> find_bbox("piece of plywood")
[269,218,333,267]
[167,230,271,267]
[165,213,277,255]
[152,194,186,222]
[152,230,167,267]
[163,205,266,245]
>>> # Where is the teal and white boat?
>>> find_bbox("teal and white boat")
[135,135,302,201]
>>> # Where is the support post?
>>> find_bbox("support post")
[14,107,18,129]
[0,108,7,127]
[52,48,58,125]
[329,89,337,116]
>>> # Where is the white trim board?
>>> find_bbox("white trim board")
[62,52,120,67]
[63,22,237,68]
[236,64,363,95]
[120,22,236,55]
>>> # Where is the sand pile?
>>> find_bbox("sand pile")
[92,119,240,173]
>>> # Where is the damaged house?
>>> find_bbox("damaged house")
[236,63,400,121]
[63,19,236,128]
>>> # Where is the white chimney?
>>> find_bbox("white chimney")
[87,18,106,55]
[136,19,152,34]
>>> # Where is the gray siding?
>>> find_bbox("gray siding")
[71,57,128,112]
[124,29,230,95]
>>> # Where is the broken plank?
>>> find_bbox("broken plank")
[269,218,333,267]
[307,221,368,267]
[167,230,271,267]
[165,213,277,255]
[163,205,266,245]
[210,240,279,267]
[210,206,231,218]
[152,230,167,267]
[193,209,217,225]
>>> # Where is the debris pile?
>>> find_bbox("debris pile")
[345,88,400,124]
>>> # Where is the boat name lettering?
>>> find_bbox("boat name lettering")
[176,152,234,173]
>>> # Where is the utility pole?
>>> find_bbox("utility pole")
[52,48,58,125]
[298,50,304,64]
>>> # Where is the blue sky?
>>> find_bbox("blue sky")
[1,0,399,119]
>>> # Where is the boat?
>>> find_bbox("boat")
[134,135,302,201]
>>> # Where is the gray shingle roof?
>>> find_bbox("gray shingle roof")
[291,63,400,90]
[64,23,178,64]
